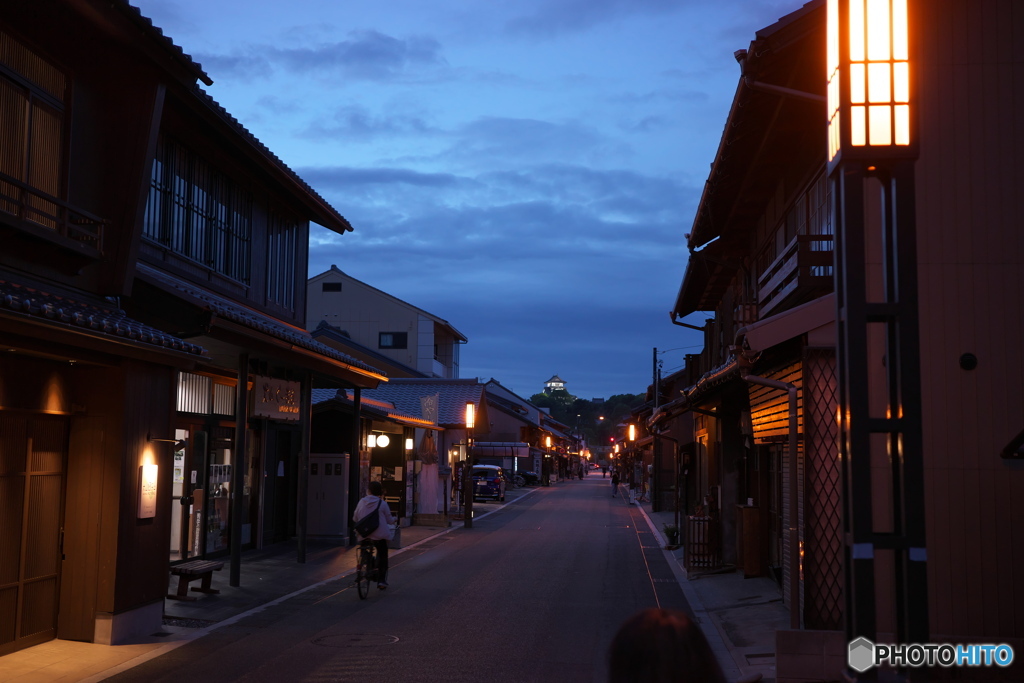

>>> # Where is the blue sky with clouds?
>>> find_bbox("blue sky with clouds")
[134,0,801,400]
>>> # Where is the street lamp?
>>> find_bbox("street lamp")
[827,0,928,660]
[464,401,475,528]
[827,0,913,168]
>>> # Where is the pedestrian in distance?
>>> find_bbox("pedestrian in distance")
[611,471,620,497]
[602,465,608,478]
[608,608,726,683]
[352,480,395,589]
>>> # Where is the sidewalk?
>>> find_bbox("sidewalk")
[625,483,791,683]
[0,507,475,683]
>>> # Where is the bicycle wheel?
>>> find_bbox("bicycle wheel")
[513,475,525,488]
[355,548,372,599]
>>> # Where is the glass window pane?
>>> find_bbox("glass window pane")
[849,0,866,62]
[893,62,909,103]
[866,0,891,61]
[868,104,892,146]
[894,104,910,145]
[851,105,867,146]
[851,64,866,104]
[867,62,891,103]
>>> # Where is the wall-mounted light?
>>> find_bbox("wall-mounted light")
[628,424,636,442]
[827,0,912,166]
[367,434,377,448]
[545,435,552,449]
[405,437,414,451]
[376,434,390,448]
[465,402,475,430]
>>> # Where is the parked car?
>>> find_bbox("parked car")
[472,465,506,501]
[518,470,541,486]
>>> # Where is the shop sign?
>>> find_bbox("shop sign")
[253,376,301,421]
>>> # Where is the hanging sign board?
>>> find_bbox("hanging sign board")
[253,376,301,422]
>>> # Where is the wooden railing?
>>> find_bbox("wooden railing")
[757,234,833,316]
[0,170,106,254]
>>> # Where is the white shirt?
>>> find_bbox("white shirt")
[352,494,395,541]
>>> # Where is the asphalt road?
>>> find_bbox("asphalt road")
[107,476,693,683]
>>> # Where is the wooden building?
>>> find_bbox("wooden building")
[1,0,384,655]
[660,1,1023,680]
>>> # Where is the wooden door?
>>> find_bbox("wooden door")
[308,453,348,536]
[0,414,67,656]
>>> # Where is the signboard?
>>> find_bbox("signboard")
[138,464,158,518]
[253,376,301,421]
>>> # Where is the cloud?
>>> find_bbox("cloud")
[193,29,446,82]
[503,0,688,39]
[300,105,439,141]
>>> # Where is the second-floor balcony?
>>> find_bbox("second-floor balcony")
[0,170,106,260]
[757,234,833,317]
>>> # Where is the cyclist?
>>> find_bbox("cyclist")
[353,480,395,589]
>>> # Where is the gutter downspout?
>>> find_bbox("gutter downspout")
[742,372,800,630]
[670,312,705,332]
[734,49,826,104]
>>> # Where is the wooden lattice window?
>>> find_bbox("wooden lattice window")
[144,136,252,284]
[0,30,66,231]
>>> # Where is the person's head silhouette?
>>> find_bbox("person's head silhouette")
[608,608,726,683]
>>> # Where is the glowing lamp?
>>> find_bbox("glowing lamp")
[367,434,377,448]
[628,424,636,442]
[545,435,552,449]
[376,434,390,448]
[405,437,414,451]
[465,402,475,430]
[827,0,913,166]
[138,464,158,518]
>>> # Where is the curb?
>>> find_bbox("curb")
[632,501,747,683]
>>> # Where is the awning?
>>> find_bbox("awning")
[472,442,530,458]
[647,359,740,429]
[736,293,835,354]
[0,277,206,365]
[136,264,385,387]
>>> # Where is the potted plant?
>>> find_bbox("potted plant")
[663,523,679,547]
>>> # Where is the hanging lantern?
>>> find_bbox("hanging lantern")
[828,0,913,166]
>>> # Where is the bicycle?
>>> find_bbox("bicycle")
[354,540,378,599]
[637,483,651,503]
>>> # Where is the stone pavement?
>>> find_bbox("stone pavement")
[0,475,790,683]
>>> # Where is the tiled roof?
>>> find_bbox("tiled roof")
[313,388,441,429]
[119,1,213,85]
[362,379,485,426]
[312,323,428,377]
[191,90,352,234]
[0,278,206,357]
[114,3,349,233]
[137,265,384,378]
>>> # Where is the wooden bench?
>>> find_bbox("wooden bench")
[167,560,224,601]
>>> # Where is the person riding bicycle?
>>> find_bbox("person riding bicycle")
[353,480,395,589]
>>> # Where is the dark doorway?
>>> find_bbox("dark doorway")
[263,427,299,545]
[0,414,68,656]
